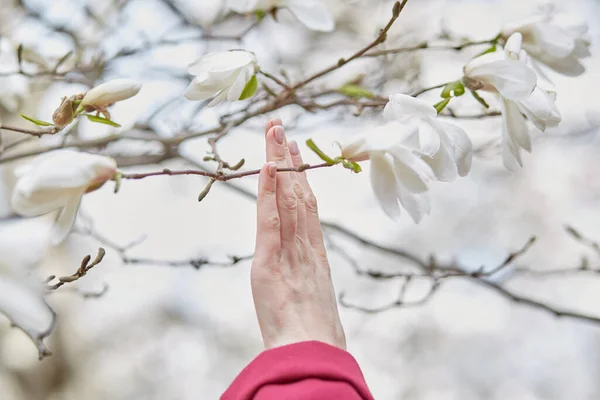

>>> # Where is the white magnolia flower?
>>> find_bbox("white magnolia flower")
[184,50,259,106]
[81,79,142,108]
[464,33,560,170]
[227,0,334,32]
[341,95,473,223]
[383,94,473,182]
[11,151,118,245]
[502,7,591,75]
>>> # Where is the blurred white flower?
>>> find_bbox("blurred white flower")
[184,50,259,106]
[0,38,29,112]
[0,276,55,359]
[11,151,117,245]
[463,33,560,170]
[227,0,334,32]
[341,94,472,223]
[81,79,142,108]
[502,7,591,76]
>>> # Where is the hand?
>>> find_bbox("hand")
[250,119,346,350]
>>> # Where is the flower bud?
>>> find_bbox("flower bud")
[81,79,142,108]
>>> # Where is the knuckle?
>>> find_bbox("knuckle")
[281,193,297,211]
[263,185,277,196]
[305,193,319,213]
[293,183,305,202]
[265,215,281,230]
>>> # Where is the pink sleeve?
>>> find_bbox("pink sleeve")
[221,341,374,400]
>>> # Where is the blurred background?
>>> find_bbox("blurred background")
[1,0,600,398]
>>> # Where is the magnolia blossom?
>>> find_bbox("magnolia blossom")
[185,50,259,106]
[464,33,560,170]
[502,7,591,75]
[227,0,334,32]
[11,151,118,244]
[81,79,142,108]
[340,94,472,223]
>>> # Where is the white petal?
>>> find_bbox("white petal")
[502,139,521,171]
[435,121,473,177]
[370,154,402,219]
[414,120,459,182]
[226,68,252,102]
[504,99,531,152]
[11,151,116,218]
[552,13,589,37]
[384,94,437,121]
[416,119,441,157]
[188,51,256,76]
[184,76,221,100]
[81,79,142,107]
[500,99,526,170]
[517,87,561,131]
[397,184,430,224]
[573,38,591,58]
[207,88,230,107]
[22,151,116,190]
[288,0,335,32]
[341,120,417,160]
[51,191,83,245]
[12,186,78,217]
[536,53,585,76]
[227,0,260,13]
[467,59,537,100]
[504,33,523,57]
[534,23,575,58]
[0,276,55,358]
[388,146,432,193]
[463,51,506,72]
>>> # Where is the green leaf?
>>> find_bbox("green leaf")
[338,83,375,99]
[239,75,258,100]
[86,115,121,127]
[471,91,490,109]
[474,43,497,58]
[342,159,362,173]
[20,114,54,127]
[255,10,266,21]
[306,139,338,165]
[441,81,465,98]
[433,98,451,114]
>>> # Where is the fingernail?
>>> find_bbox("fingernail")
[272,118,282,126]
[274,126,285,144]
[289,141,299,155]
[268,162,277,178]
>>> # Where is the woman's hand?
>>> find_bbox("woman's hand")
[251,119,346,350]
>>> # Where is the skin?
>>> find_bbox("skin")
[251,119,347,350]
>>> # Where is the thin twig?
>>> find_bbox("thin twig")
[120,162,331,182]
[365,38,498,57]
[0,124,59,137]
[292,0,410,90]
[47,248,106,291]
